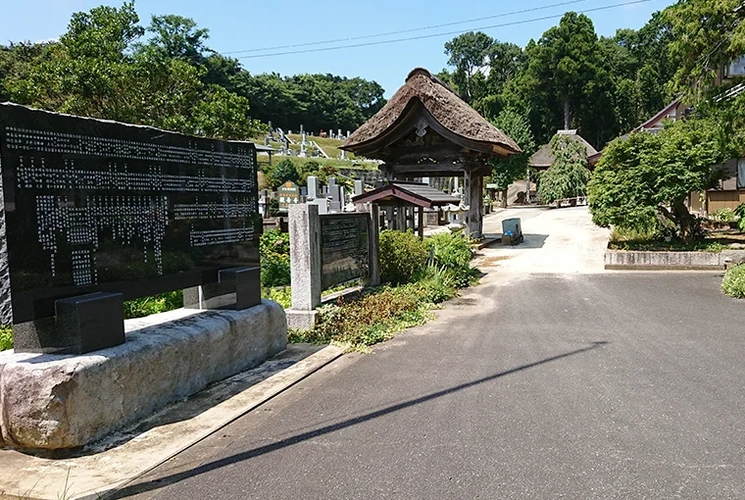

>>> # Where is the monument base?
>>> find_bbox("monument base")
[0,300,287,450]
[285,309,319,331]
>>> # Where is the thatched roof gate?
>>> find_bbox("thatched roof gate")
[342,68,520,238]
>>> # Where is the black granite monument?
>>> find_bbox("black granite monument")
[0,103,261,354]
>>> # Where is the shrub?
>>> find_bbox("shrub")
[722,264,745,298]
[711,208,739,224]
[0,325,12,351]
[735,203,745,220]
[379,230,428,285]
[264,286,291,309]
[425,231,473,287]
[260,229,291,287]
[405,265,458,304]
[123,291,183,319]
[736,204,745,232]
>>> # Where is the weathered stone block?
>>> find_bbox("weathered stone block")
[0,300,286,450]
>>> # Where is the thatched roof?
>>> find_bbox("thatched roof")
[529,130,598,169]
[342,68,520,156]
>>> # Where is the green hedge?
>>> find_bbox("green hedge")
[722,264,745,298]
[379,230,428,284]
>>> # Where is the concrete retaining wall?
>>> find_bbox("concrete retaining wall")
[0,300,286,450]
[605,250,745,270]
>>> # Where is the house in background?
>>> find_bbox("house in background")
[506,129,597,205]
[589,56,745,215]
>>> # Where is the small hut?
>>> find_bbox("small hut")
[341,68,520,238]
[529,130,597,171]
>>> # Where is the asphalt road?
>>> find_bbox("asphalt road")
[111,271,745,500]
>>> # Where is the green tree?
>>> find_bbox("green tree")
[588,120,728,241]
[444,31,494,102]
[666,0,745,93]
[489,110,536,207]
[538,135,591,203]
[145,14,209,64]
[270,158,300,188]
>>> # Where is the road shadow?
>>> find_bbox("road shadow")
[102,341,609,500]
[481,234,548,250]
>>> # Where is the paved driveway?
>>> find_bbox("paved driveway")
[111,209,745,500]
[478,206,611,274]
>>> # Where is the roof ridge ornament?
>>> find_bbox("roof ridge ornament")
[415,117,429,137]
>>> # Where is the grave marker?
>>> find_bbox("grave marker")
[278,181,301,211]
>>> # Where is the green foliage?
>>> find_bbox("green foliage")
[538,134,591,203]
[736,204,745,232]
[290,230,477,351]
[425,231,474,288]
[722,264,745,299]
[289,285,430,350]
[123,291,183,319]
[666,0,745,93]
[0,325,12,351]
[711,208,739,224]
[588,119,728,240]
[1,2,265,140]
[489,109,535,192]
[259,229,291,288]
[269,158,300,188]
[231,72,386,132]
[264,286,291,309]
[379,230,428,285]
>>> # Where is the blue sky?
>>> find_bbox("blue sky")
[2,0,677,97]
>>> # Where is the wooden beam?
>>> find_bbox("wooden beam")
[381,163,492,177]
[418,207,424,239]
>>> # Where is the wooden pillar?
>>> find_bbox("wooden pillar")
[418,207,424,239]
[407,206,415,231]
[395,203,406,231]
[466,166,483,239]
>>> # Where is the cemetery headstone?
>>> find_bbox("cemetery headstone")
[328,177,342,212]
[307,176,319,200]
[0,103,261,354]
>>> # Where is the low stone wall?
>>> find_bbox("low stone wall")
[0,300,287,450]
[605,250,745,270]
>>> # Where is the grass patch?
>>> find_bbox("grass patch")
[288,284,435,351]
[0,325,12,351]
[722,264,745,298]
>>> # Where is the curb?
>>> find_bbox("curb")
[604,250,745,271]
[0,344,345,500]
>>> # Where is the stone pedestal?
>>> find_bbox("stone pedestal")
[287,204,322,330]
[0,301,287,450]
